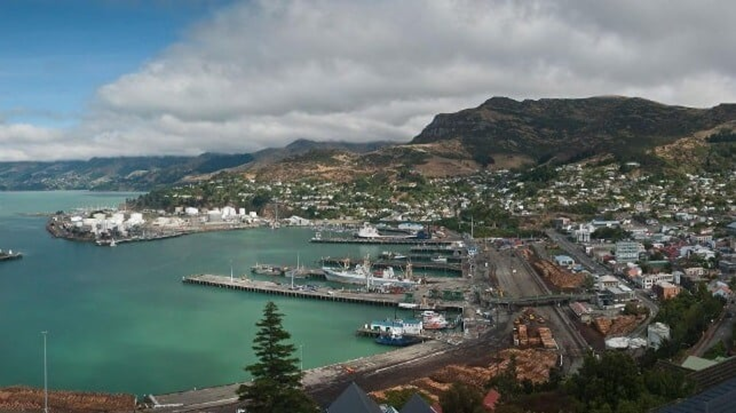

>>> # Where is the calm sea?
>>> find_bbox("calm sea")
[0,191,402,396]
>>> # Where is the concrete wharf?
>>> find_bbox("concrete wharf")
[183,274,401,307]
[310,237,455,245]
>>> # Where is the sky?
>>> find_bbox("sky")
[1,0,735,161]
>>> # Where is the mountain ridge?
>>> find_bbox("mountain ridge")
[1,96,734,190]
[411,96,736,167]
[0,140,392,191]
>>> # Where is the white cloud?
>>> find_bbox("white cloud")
[3,0,736,161]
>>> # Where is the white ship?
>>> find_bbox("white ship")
[322,258,418,287]
[356,223,381,238]
[355,223,414,239]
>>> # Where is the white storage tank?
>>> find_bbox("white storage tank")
[647,322,671,350]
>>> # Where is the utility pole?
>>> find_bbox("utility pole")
[42,331,48,413]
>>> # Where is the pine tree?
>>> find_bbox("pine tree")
[237,301,318,413]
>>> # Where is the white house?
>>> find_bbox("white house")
[634,273,674,290]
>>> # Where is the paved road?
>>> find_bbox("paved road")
[545,229,609,275]
[511,246,590,373]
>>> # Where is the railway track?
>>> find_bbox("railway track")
[513,247,591,368]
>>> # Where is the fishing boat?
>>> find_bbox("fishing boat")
[0,249,22,262]
[250,263,282,276]
[430,255,448,263]
[380,251,408,260]
[284,253,308,279]
[322,257,418,287]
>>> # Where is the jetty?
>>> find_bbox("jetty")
[310,236,456,245]
[183,274,465,313]
[183,274,401,307]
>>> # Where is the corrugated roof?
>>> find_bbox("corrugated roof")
[399,394,436,413]
[327,382,383,413]
[681,356,719,372]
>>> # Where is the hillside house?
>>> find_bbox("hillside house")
[653,281,681,300]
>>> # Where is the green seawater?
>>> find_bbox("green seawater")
[0,191,403,396]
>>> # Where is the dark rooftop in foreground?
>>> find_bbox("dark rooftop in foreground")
[657,376,736,413]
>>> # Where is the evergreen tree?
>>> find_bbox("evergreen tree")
[237,301,318,413]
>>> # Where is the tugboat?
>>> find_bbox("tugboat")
[0,249,23,262]
[375,332,421,347]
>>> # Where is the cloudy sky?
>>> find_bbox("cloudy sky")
[1,0,735,161]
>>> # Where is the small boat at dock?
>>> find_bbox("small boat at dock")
[380,251,407,260]
[250,263,283,276]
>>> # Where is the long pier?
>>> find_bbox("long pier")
[183,274,400,307]
[183,274,465,312]
[311,237,456,245]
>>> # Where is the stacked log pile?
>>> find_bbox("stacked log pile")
[538,327,557,349]
[513,308,555,349]
[593,315,641,337]
[531,259,586,289]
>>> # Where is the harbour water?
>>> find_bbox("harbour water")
[0,191,403,396]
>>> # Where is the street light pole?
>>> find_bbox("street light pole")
[41,331,48,413]
[300,344,304,371]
